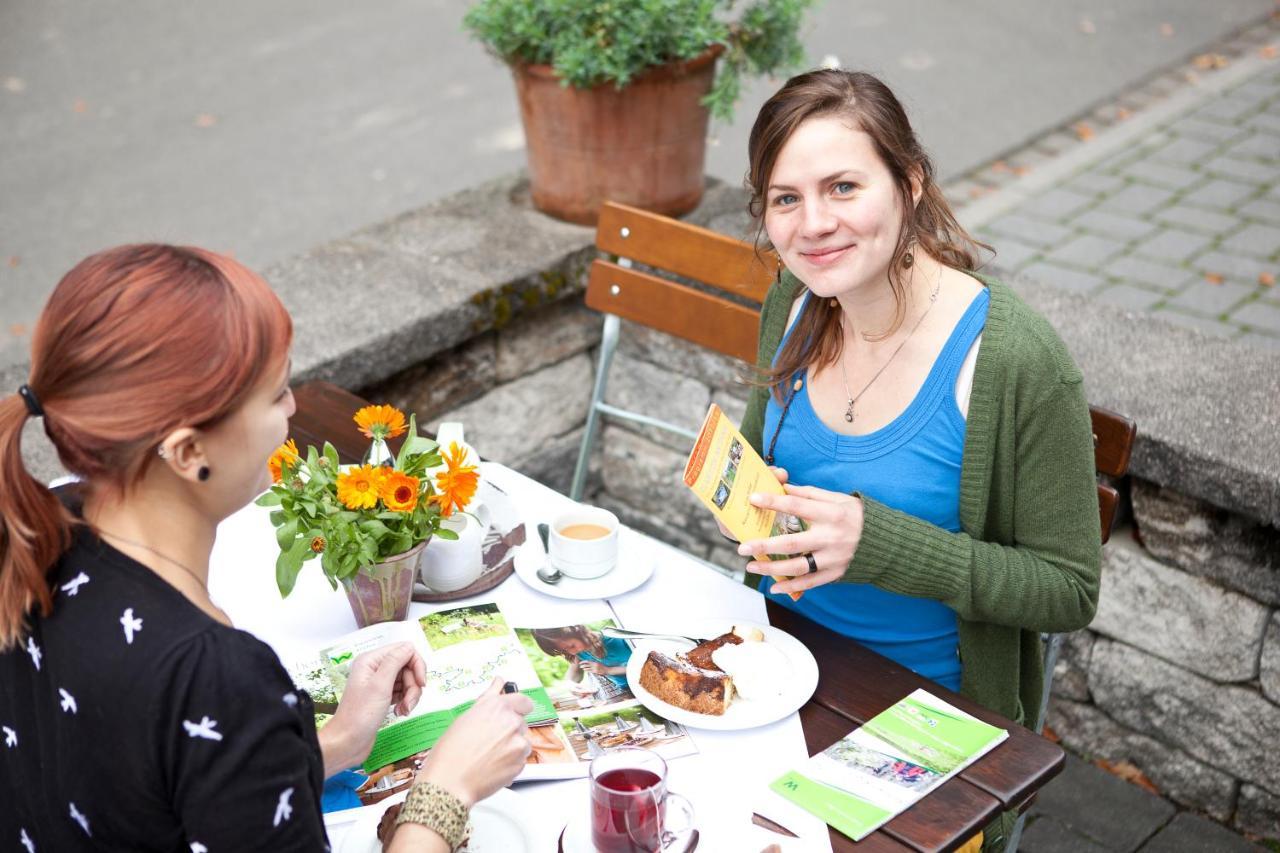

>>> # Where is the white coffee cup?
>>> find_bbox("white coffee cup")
[418,501,492,592]
[549,506,619,579]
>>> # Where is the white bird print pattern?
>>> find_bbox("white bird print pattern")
[3,725,15,748]
[282,692,298,708]
[68,802,91,835]
[19,827,35,853]
[58,689,77,714]
[273,787,294,827]
[25,637,41,671]
[182,716,223,741]
[120,608,143,644]
[190,843,208,853]
[60,572,90,596]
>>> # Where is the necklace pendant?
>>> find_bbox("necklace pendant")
[844,401,855,423]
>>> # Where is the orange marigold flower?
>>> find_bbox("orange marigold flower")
[267,438,299,484]
[353,404,407,440]
[430,441,479,518]
[380,470,420,513]
[310,536,326,553]
[336,464,384,510]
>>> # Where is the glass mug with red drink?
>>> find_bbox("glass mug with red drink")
[589,748,694,852]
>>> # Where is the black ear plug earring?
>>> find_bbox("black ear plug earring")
[198,466,210,481]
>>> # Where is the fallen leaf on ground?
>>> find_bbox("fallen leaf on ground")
[9,324,28,338]
[1012,165,1031,176]
[1095,759,1161,796]
[1159,22,1174,37]
[7,256,18,267]
[1205,272,1225,285]
[1079,18,1096,34]
[1116,107,1133,121]
[3,77,25,93]
[968,186,994,199]
[991,160,1010,173]
[72,98,87,113]
[1074,122,1095,141]
[1260,272,1276,287]
[1192,53,1229,70]
[194,113,217,128]
[1261,45,1278,60]
[1041,725,1061,744]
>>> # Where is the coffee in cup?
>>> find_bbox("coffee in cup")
[549,506,619,579]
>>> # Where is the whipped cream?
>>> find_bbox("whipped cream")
[710,640,789,701]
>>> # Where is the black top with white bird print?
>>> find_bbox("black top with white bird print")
[0,519,327,851]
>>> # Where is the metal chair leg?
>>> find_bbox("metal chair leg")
[570,313,621,502]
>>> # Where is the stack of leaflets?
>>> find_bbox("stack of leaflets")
[768,689,1007,841]
[288,602,698,799]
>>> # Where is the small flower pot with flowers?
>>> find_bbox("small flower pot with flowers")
[257,405,479,627]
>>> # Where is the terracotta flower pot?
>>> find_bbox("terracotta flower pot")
[341,539,428,627]
[512,45,724,225]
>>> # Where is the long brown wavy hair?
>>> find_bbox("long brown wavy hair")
[746,69,990,400]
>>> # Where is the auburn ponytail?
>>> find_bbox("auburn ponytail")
[0,244,292,650]
[0,394,73,649]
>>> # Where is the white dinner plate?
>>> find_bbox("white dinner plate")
[336,787,530,853]
[625,621,818,731]
[513,528,654,601]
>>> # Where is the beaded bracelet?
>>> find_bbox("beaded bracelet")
[394,781,471,851]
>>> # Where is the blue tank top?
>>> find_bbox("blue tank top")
[759,288,990,692]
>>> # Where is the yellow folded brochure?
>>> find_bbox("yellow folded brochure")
[682,403,804,601]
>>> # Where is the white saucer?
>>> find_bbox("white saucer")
[514,527,654,600]
[337,787,530,853]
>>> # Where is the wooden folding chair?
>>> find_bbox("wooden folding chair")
[569,201,779,500]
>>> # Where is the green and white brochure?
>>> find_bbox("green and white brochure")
[769,689,1007,841]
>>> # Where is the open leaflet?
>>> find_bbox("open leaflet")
[766,689,1008,841]
[288,602,697,809]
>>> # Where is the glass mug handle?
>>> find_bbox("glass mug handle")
[659,792,695,849]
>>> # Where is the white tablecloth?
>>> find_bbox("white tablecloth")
[209,463,831,852]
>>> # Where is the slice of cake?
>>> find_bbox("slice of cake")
[638,649,735,716]
[685,630,743,671]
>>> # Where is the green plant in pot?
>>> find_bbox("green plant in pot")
[464,0,816,224]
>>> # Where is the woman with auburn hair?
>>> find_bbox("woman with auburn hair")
[532,624,632,691]
[730,70,1100,851]
[0,245,531,852]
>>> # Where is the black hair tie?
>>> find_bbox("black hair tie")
[17,384,44,418]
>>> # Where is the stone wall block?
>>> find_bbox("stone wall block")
[496,298,602,383]
[1051,630,1094,702]
[1261,612,1280,705]
[601,495,713,559]
[1047,698,1238,821]
[1091,535,1268,681]
[1234,784,1280,840]
[508,427,585,497]
[1088,639,1280,792]
[1131,478,1280,605]
[619,322,754,398]
[428,354,592,466]
[599,425,722,544]
[603,353,711,451]
[364,333,497,422]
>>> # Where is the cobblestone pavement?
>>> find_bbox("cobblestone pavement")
[959,49,1280,352]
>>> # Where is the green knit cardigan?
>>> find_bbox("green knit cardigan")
[739,271,1101,726]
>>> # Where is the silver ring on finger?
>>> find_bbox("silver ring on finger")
[804,552,818,574]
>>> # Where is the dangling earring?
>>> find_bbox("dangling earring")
[901,248,915,269]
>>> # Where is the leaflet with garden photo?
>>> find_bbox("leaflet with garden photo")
[768,689,1007,841]
[287,602,696,794]
[682,402,803,601]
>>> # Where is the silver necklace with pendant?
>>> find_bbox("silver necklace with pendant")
[838,268,942,424]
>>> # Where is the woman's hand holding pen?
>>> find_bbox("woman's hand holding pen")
[737,467,864,597]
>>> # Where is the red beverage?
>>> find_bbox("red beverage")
[591,767,666,852]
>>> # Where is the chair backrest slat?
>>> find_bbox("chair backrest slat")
[1090,405,1136,478]
[595,202,778,301]
[586,260,760,363]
